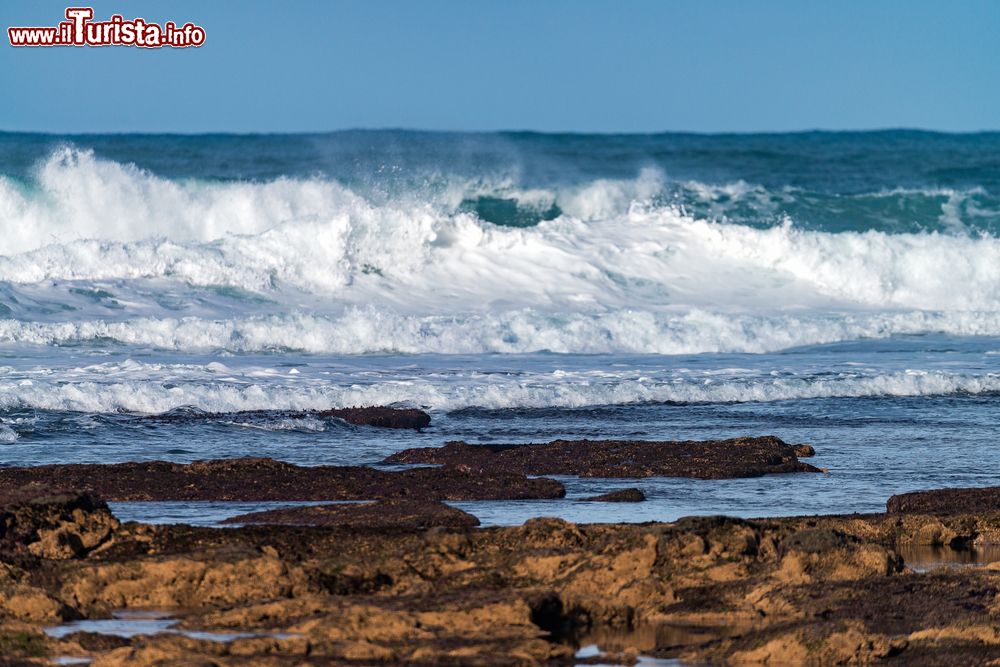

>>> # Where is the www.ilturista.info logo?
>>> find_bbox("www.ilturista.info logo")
[8,7,205,48]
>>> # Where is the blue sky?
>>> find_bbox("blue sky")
[1,0,998,133]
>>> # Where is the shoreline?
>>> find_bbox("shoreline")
[1,437,999,664]
[6,491,1000,665]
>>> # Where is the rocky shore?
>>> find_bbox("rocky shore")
[4,488,1000,665]
[1,436,999,665]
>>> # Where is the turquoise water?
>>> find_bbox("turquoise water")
[3,129,999,233]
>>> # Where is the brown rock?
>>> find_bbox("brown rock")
[792,443,816,457]
[0,585,67,622]
[0,487,119,560]
[222,499,480,529]
[11,474,1000,665]
[385,436,821,479]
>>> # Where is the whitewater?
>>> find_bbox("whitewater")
[3,145,1000,356]
[2,129,1000,519]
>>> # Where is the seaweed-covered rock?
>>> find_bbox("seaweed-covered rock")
[223,499,480,529]
[140,405,431,429]
[583,488,646,502]
[887,486,1000,516]
[386,436,821,479]
[0,459,564,501]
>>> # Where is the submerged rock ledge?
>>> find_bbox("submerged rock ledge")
[0,457,564,501]
[583,488,647,502]
[3,486,1000,665]
[385,435,821,478]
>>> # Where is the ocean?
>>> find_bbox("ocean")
[1,129,999,524]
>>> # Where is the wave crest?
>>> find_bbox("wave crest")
[3,148,1000,355]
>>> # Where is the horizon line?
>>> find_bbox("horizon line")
[1,126,999,138]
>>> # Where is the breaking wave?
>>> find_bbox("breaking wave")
[2,147,1000,354]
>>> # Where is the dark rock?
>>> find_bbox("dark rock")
[140,405,431,429]
[887,486,1000,516]
[222,499,480,529]
[319,406,431,429]
[583,488,646,502]
[792,443,816,457]
[0,631,47,658]
[782,527,855,554]
[385,436,821,479]
[0,486,119,559]
[63,630,131,650]
[669,515,754,533]
[0,458,564,502]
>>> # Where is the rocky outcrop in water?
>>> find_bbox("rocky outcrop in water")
[385,436,821,478]
[140,405,432,429]
[888,486,1000,516]
[0,458,564,501]
[582,488,646,502]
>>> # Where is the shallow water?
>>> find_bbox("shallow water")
[44,609,295,642]
[575,643,684,666]
[574,622,733,666]
[109,500,355,526]
[897,544,1000,573]
[10,335,1000,524]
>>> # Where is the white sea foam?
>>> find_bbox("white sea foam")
[2,171,1000,310]
[0,369,996,414]
[3,308,1000,355]
[0,147,378,253]
[223,417,329,432]
[6,198,1000,312]
[3,149,1000,355]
